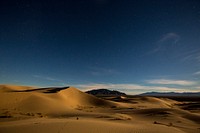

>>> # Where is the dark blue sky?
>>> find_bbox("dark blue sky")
[1,0,200,94]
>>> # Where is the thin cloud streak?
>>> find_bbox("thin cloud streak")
[193,71,200,75]
[159,32,180,44]
[32,75,63,82]
[88,66,121,76]
[180,49,200,63]
[147,32,180,54]
[146,79,196,86]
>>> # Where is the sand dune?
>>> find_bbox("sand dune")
[0,85,200,133]
[0,84,34,92]
[0,85,118,116]
[56,87,118,107]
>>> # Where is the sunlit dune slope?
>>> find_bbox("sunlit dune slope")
[0,85,118,114]
[0,118,186,133]
[136,96,179,108]
[0,84,34,92]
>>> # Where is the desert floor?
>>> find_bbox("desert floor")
[0,85,200,133]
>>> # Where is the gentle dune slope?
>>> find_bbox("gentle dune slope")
[17,94,72,113]
[128,96,179,108]
[0,118,186,133]
[0,84,34,92]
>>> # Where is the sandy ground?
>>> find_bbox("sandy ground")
[0,84,200,133]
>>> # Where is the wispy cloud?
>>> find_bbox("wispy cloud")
[148,32,180,54]
[88,67,120,76]
[73,83,198,94]
[180,49,200,63]
[196,55,200,62]
[33,75,63,82]
[159,32,180,44]
[193,71,200,75]
[194,86,200,89]
[146,79,196,86]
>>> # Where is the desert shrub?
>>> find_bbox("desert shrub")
[153,121,158,124]
[168,122,173,126]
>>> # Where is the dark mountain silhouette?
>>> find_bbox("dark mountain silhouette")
[140,92,200,97]
[86,89,126,96]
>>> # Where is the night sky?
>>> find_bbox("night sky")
[1,0,200,94]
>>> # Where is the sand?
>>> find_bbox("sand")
[0,84,200,133]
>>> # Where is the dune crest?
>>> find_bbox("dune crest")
[57,87,118,107]
[0,84,34,92]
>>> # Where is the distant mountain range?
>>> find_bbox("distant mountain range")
[85,89,126,96]
[140,92,200,97]
[85,88,200,97]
